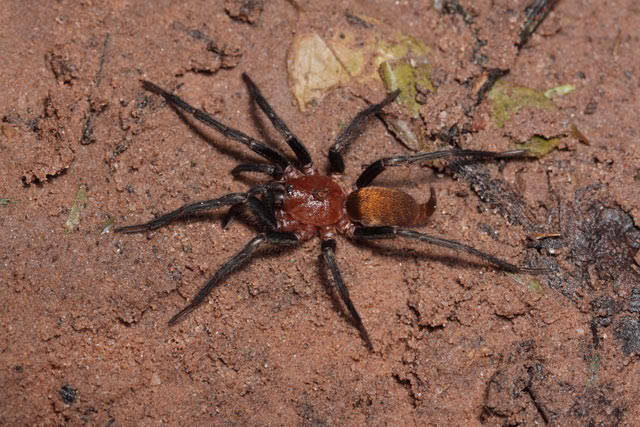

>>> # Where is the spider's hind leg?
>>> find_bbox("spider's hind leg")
[322,239,374,351]
[355,149,529,188]
[353,226,547,274]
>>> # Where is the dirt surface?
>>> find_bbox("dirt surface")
[1,1,639,425]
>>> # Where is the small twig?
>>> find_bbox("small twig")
[518,0,561,48]
[95,32,111,87]
[525,368,551,424]
[82,33,111,145]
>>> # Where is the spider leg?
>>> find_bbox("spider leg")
[114,193,250,233]
[115,183,279,233]
[169,232,299,325]
[356,149,529,188]
[328,90,400,175]
[246,195,277,231]
[231,163,283,179]
[221,204,242,230]
[353,226,547,274]
[142,80,291,170]
[242,73,313,169]
[321,239,373,351]
[223,183,281,230]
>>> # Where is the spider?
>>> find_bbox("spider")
[115,73,543,350]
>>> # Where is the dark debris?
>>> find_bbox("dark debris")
[224,0,264,24]
[527,235,565,253]
[563,193,639,285]
[345,11,373,28]
[59,384,77,405]
[483,340,551,424]
[518,0,561,49]
[546,185,640,355]
[435,0,477,25]
[570,386,624,426]
[448,161,538,229]
[46,52,78,85]
[452,161,640,359]
[615,317,640,355]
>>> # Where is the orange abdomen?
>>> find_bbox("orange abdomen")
[345,186,436,227]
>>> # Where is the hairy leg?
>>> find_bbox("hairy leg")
[322,239,373,350]
[169,232,299,325]
[353,226,546,274]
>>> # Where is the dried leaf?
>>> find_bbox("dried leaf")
[488,80,556,128]
[287,33,350,111]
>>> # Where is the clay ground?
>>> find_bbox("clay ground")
[1,1,640,425]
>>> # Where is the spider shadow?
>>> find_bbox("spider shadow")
[311,237,488,343]
[139,205,264,236]
[151,208,300,277]
[168,103,291,173]
[246,90,293,155]
[316,250,366,337]
[312,237,528,339]
[350,238,520,275]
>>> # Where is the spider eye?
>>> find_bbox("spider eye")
[285,184,294,195]
[312,189,329,201]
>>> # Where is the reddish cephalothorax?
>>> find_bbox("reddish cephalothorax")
[115,73,544,351]
[282,176,345,226]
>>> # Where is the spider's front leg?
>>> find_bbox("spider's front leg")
[242,73,313,170]
[328,90,400,175]
[114,186,279,234]
[142,80,291,171]
[114,193,249,233]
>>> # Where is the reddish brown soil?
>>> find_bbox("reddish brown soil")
[1,1,639,426]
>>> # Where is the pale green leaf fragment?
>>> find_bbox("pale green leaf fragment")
[527,279,544,293]
[65,184,88,231]
[328,30,371,77]
[516,135,563,158]
[544,84,576,98]
[101,217,116,234]
[587,353,601,386]
[385,117,421,151]
[488,80,556,128]
[510,274,544,293]
[379,60,433,119]
[377,34,431,62]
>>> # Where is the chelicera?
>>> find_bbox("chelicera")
[115,74,542,350]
